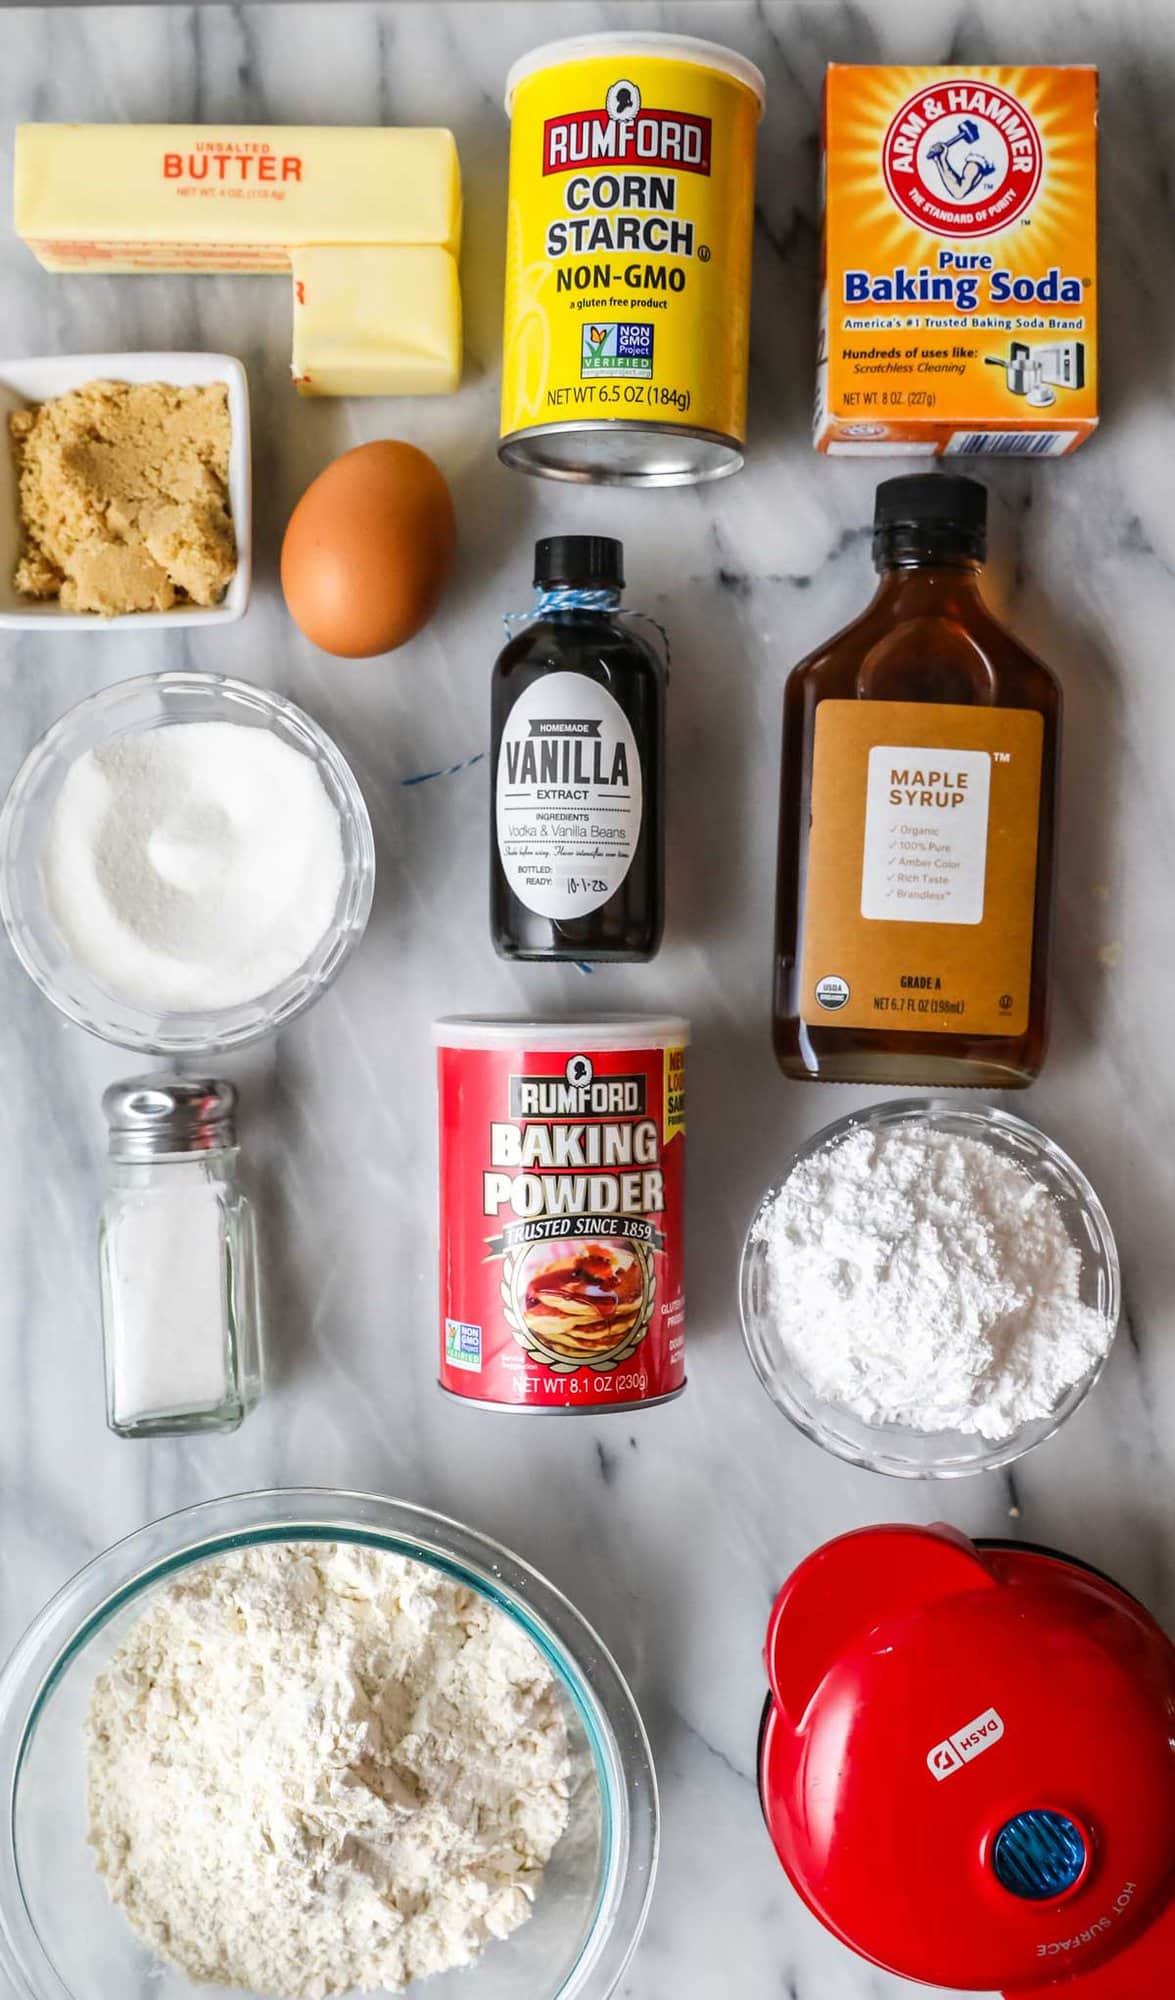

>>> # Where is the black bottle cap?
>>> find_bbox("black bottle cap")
[873,474,987,560]
[534,536,625,590]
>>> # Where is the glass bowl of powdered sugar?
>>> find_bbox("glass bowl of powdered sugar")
[0,671,375,1053]
[740,1099,1120,1478]
[0,1489,658,2000]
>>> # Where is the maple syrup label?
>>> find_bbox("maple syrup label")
[435,1022,687,1409]
[800,701,1043,1037]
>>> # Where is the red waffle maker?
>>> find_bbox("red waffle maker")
[759,1525,1175,1995]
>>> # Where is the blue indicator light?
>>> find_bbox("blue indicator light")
[993,1810,1087,1900]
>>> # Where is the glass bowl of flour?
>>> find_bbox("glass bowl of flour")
[0,672,375,1052]
[740,1100,1120,1478]
[0,1489,658,2000]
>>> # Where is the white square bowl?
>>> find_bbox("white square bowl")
[0,352,251,630]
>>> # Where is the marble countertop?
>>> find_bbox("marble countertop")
[3,3,1175,1996]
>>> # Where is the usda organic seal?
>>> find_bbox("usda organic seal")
[815,975,851,1012]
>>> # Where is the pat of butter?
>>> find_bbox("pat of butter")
[291,247,462,397]
[15,125,461,272]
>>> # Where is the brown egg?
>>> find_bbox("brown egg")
[281,440,456,657]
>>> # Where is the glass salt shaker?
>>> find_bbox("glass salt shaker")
[98,1076,262,1438]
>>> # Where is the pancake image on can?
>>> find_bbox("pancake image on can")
[500,33,765,485]
[507,1238,654,1372]
[435,1015,688,1411]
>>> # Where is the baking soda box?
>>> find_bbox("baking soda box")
[816,66,1098,457]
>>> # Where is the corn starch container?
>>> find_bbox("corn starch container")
[500,33,765,485]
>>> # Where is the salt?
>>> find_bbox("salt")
[98,1076,260,1438]
[107,1180,230,1423]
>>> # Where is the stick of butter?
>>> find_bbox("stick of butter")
[291,247,461,397]
[15,125,461,272]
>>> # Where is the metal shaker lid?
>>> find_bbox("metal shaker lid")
[102,1076,237,1158]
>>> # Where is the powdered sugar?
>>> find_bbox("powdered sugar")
[85,1542,571,1997]
[752,1120,1112,1440]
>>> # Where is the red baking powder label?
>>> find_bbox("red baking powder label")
[437,1033,686,1409]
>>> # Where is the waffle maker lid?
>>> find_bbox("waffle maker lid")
[759,1525,1175,1993]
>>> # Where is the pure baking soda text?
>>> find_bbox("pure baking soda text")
[816,66,1098,458]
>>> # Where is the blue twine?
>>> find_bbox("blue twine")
[400,750,485,787]
[504,585,671,667]
[396,749,591,974]
[535,585,622,615]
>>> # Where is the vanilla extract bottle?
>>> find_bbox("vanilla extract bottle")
[491,536,666,961]
[773,474,1060,1086]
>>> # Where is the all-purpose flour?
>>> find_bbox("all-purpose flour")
[753,1121,1112,1440]
[86,1543,571,1997]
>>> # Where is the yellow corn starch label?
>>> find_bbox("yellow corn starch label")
[816,66,1099,458]
[501,52,761,455]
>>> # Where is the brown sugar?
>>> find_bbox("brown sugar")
[9,379,236,615]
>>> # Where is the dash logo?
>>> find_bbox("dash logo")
[927,1706,1005,1781]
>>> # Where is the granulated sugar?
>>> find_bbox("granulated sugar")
[753,1121,1112,1441]
[44,720,345,1011]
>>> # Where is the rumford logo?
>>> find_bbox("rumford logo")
[508,1056,648,1120]
[543,79,712,176]
[882,80,1043,237]
[486,1049,664,1228]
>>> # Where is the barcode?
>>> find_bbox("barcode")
[944,431,1073,457]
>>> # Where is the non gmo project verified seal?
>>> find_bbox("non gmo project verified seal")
[581,321,654,378]
[445,1319,483,1373]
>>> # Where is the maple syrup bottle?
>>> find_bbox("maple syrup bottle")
[491,536,665,961]
[773,474,1059,1086]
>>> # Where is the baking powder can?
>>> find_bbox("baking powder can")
[499,34,765,485]
[435,1016,688,1410]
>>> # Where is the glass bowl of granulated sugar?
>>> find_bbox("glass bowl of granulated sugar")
[0,1490,658,2000]
[0,671,375,1053]
[740,1099,1120,1478]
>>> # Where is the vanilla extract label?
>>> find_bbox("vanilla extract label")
[495,669,643,921]
[504,717,632,790]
